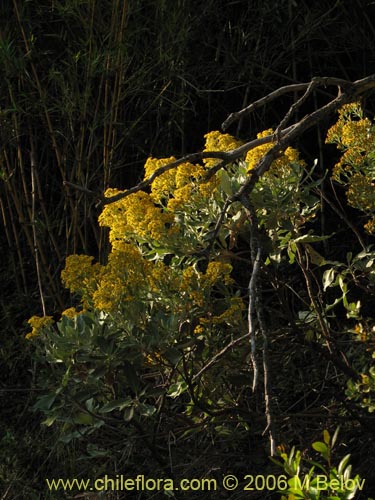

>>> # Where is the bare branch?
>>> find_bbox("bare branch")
[63,180,101,199]
[222,76,354,131]
[101,131,300,206]
[65,75,375,214]
[192,332,251,382]
[274,78,318,139]
[222,82,310,131]
[240,195,262,394]
[102,151,231,205]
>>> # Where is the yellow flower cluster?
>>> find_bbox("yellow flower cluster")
[347,173,375,212]
[329,118,373,182]
[92,242,152,312]
[364,217,375,235]
[61,254,103,296]
[193,324,205,335]
[326,102,367,145]
[245,129,303,174]
[148,260,180,295]
[327,103,375,230]
[99,189,175,244]
[144,156,178,203]
[203,130,243,168]
[144,351,162,366]
[179,266,203,306]
[179,261,234,309]
[61,307,85,319]
[60,244,238,322]
[202,261,234,287]
[199,296,245,328]
[55,130,253,335]
[101,137,242,253]
[60,240,181,314]
[211,296,245,325]
[26,315,54,339]
[144,157,206,209]
[327,103,372,177]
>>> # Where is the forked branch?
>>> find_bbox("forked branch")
[98,74,375,208]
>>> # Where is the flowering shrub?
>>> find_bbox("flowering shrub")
[26,110,374,492]
[28,128,308,439]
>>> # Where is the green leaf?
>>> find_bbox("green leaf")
[287,241,296,264]
[74,412,95,425]
[331,426,340,448]
[312,441,328,459]
[218,170,233,195]
[123,405,135,422]
[59,428,89,444]
[99,397,133,414]
[33,393,57,412]
[137,402,156,417]
[312,441,327,453]
[323,429,330,445]
[305,244,326,266]
[338,454,351,475]
[168,380,188,398]
[41,415,57,427]
[338,274,347,293]
[85,444,109,458]
[323,268,336,291]
[293,233,332,243]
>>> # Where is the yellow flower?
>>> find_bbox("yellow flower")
[167,184,193,212]
[144,156,177,203]
[203,130,243,167]
[61,307,85,319]
[245,129,304,174]
[245,129,273,171]
[326,102,365,146]
[99,190,175,245]
[347,173,375,212]
[148,261,180,294]
[203,261,233,286]
[61,254,102,296]
[25,315,54,339]
[364,217,375,234]
[327,103,375,225]
[92,243,151,312]
[212,297,245,325]
[193,325,204,335]
[198,176,220,198]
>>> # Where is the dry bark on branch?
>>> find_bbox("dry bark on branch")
[95,74,375,207]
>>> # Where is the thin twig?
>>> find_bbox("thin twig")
[319,180,366,250]
[30,149,46,316]
[192,332,251,382]
[221,76,353,131]
[274,78,318,139]
[295,244,333,354]
[222,82,311,131]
